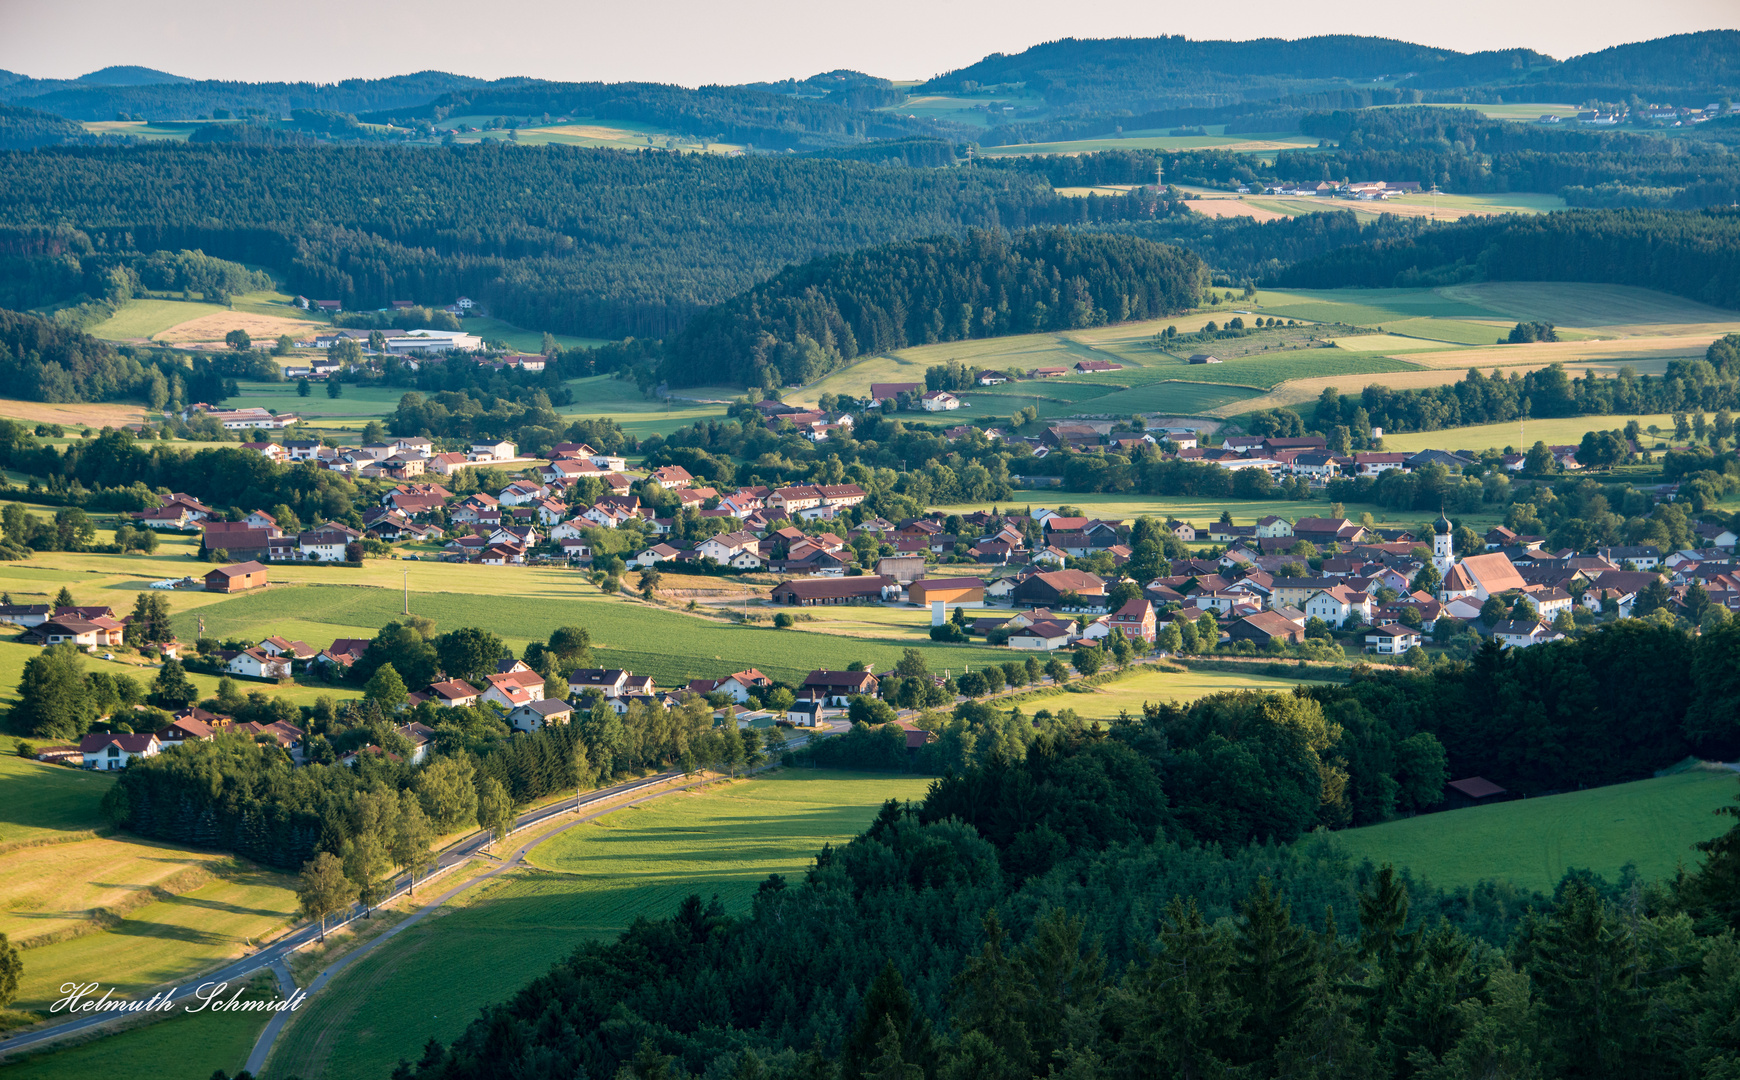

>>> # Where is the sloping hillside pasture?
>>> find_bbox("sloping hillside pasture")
[1330,769,1740,894]
[0,753,112,848]
[267,770,934,1080]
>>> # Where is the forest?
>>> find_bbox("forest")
[0,143,1137,339]
[1273,208,1740,309]
[662,228,1205,388]
[396,694,1740,1080]
[1273,107,1740,208]
[921,35,1542,114]
[0,308,247,405]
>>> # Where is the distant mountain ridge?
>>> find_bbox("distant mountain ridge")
[925,30,1738,114]
[76,66,189,85]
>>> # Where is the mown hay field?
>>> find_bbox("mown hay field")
[10,868,300,1012]
[268,770,932,1080]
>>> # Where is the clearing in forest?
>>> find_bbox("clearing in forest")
[1330,768,1739,894]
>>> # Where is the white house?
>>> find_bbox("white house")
[497,481,547,506]
[549,518,592,542]
[396,721,436,764]
[80,732,161,770]
[630,543,683,569]
[470,440,517,462]
[1491,619,1565,648]
[569,668,631,698]
[1364,624,1421,654]
[227,648,292,680]
[921,391,962,412]
[508,699,574,732]
[1304,585,1373,628]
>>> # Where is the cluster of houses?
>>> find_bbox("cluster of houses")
[1238,180,1426,199]
[762,503,1740,655]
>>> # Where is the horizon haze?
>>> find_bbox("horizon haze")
[3,0,1737,87]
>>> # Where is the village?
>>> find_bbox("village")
[8,403,1735,777]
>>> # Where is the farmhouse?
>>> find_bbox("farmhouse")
[205,561,269,593]
[1011,569,1107,608]
[770,576,895,605]
[25,618,116,649]
[921,391,962,412]
[226,647,292,680]
[798,669,878,706]
[1187,353,1222,365]
[1225,610,1306,647]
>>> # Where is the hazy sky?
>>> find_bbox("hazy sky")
[2,0,1735,85]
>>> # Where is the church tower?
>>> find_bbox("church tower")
[1433,511,1454,577]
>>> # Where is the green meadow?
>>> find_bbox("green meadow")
[267,770,933,1080]
[1330,769,1740,894]
[172,583,1017,687]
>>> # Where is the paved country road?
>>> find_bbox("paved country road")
[0,735,816,1061]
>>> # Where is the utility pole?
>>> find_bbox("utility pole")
[403,569,410,615]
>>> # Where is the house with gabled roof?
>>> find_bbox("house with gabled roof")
[81,732,161,770]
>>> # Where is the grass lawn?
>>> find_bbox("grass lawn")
[1015,666,1330,719]
[268,769,933,1080]
[1330,769,1740,894]
[0,974,278,1080]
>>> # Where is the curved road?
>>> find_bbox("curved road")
[0,737,815,1061]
